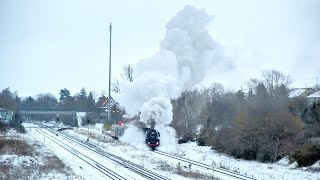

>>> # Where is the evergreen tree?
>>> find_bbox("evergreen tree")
[80,87,87,99]
[59,88,71,103]
[87,92,95,111]
[59,88,74,110]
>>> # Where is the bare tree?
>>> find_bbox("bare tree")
[34,93,58,110]
[0,88,18,110]
[245,70,292,96]
[111,80,120,93]
[111,64,135,93]
[245,78,261,93]
[172,89,209,136]
[121,64,134,82]
[262,70,292,96]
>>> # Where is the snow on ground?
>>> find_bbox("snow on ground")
[26,122,202,179]
[25,123,149,179]
[65,123,320,180]
[0,128,81,179]
[16,122,320,180]
[174,143,319,180]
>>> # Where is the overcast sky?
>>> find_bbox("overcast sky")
[1,0,319,98]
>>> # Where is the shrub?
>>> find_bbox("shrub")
[0,139,34,156]
[303,127,318,139]
[14,125,26,133]
[0,122,6,132]
[197,128,211,146]
[178,134,193,144]
[211,127,226,149]
[211,112,303,162]
[290,143,320,167]
[103,121,112,130]
[196,135,207,146]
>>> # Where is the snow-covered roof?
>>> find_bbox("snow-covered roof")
[307,90,320,98]
[288,88,312,98]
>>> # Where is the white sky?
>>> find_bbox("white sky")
[1,0,319,98]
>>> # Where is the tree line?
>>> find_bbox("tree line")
[0,87,96,112]
[170,70,320,166]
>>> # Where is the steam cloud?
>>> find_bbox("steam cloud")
[161,5,233,89]
[116,5,232,151]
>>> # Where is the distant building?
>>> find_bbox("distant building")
[288,88,315,99]
[96,96,117,112]
[306,90,320,105]
[96,96,125,122]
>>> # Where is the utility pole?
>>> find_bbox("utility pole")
[108,23,112,123]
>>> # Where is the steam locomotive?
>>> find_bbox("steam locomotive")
[107,121,160,150]
[142,127,160,150]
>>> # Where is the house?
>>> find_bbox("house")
[306,90,320,105]
[96,96,117,112]
[288,88,315,99]
[96,96,124,122]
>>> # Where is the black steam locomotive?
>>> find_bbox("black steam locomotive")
[142,127,160,150]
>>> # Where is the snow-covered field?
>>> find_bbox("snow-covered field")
[0,123,320,180]
[2,123,319,180]
[0,129,81,179]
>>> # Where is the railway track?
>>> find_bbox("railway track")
[154,150,255,180]
[44,127,170,180]
[33,128,126,180]
[30,123,254,180]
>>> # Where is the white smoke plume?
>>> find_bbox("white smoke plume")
[139,97,173,127]
[115,51,181,115]
[115,5,231,150]
[161,5,234,89]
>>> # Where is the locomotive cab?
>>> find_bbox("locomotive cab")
[145,128,160,150]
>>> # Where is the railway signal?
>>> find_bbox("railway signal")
[86,117,90,142]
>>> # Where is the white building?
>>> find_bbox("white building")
[288,88,315,99]
[306,90,320,105]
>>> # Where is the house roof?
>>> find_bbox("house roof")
[288,88,314,98]
[307,90,320,98]
[96,96,117,109]
[96,96,108,107]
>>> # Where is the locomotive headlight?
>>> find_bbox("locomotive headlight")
[148,142,150,144]
[156,142,159,144]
